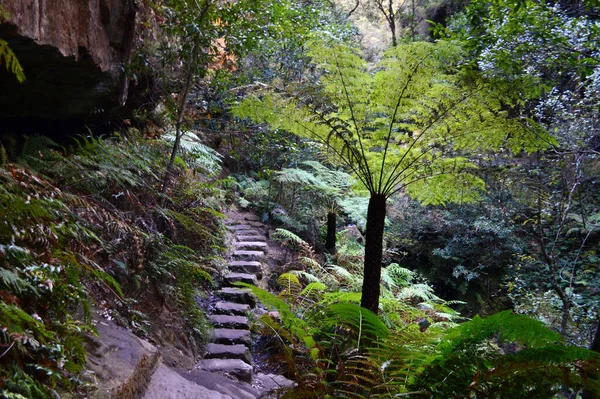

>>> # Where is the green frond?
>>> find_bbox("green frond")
[445,310,562,350]
[290,269,320,283]
[278,272,301,287]
[0,39,25,83]
[323,303,389,345]
[0,268,38,297]
[272,228,308,247]
[398,283,441,304]
[300,282,327,298]
[163,131,222,175]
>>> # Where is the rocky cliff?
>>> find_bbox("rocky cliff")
[0,0,137,129]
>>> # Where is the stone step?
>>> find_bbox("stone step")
[229,261,262,277]
[237,235,267,242]
[209,314,250,329]
[197,359,253,383]
[233,250,265,262]
[205,343,251,364]
[224,273,259,286]
[247,221,265,227]
[224,219,244,225]
[214,301,250,316]
[216,287,256,307]
[244,215,260,222]
[235,229,262,236]
[212,328,251,345]
[234,241,268,253]
[226,224,252,231]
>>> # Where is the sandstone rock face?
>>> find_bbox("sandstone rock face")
[0,0,136,122]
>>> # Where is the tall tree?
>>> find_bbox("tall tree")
[154,0,327,204]
[456,0,600,342]
[233,40,550,313]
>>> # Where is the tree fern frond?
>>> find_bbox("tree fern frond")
[300,282,327,298]
[272,228,308,247]
[290,269,320,283]
[162,131,222,175]
[0,39,25,83]
[323,303,389,345]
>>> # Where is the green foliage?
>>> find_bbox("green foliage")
[162,131,222,176]
[410,311,600,398]
[0,131,225,394]
[233,39,549,201]
[0,39,25,83]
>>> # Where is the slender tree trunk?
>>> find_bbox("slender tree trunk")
[390,20,397,47]
[360,193,386,314]
[160,43,199,207]
[388,0,397,47]
[581,319,600,399]
[591,320,600,353]
[326,211,337,254]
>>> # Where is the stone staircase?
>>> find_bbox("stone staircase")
[87,212,294,399]
[197,213,293,395]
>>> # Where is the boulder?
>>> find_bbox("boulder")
[0,0,137,125]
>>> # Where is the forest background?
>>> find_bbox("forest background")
[1,0,600,397]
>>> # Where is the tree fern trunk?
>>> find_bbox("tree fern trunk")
[361,193,386,314]
[582,319,600,399]
[326,211,336,254]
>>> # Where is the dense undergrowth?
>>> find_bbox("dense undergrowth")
[0,131,227,398]
[241,229,600,398]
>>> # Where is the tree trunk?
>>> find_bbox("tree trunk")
[582,319,600,399]
[160,42,199,207]
[360,193,386,314]
[326,211,337,254]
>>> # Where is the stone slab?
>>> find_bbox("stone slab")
[234,242,268,253]
[197,359,253,383]
[226,224,252,231]
[214,301,251,316]
[233,250,265,262]
[228,263,262,278]
[254,372,297,394]
[212,329,251,345]
[209,314,250,329]
[205,343,251,364]
[244,215,260,222]
[143,363,231,399]
[216,287,256,307]
[247,221,265,227]
[236,235,267,242]
[235,229,262,236]
[179,369,260,399]
[224,273,258,286]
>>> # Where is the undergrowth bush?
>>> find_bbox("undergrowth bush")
[0,131,226,396]
[245,229,600,398]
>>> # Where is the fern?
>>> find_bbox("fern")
[162,131,222,175]
[323,303,389,346]
[0,39,25,83]
[408,311,600,397]
[272,227,308,247]
[0,267,38,297]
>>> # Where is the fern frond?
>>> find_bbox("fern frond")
[272,228,308,247]
[290,269,320,283]
[162,131,222,175]
[0,39,25,83]
[323,303,389,344]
